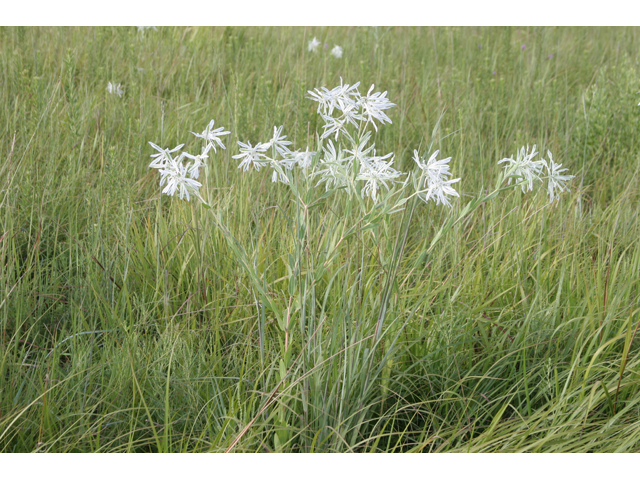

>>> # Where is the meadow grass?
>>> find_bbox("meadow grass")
[2,26,640,452]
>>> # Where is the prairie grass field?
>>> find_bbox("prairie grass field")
[2,26,640,452]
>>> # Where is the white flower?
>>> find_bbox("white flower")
[190,119,230,152]
[344,131,375,165]
[307,78,360,116]
[331,45,343,58]
[330,79,360,111]
[265,125,292,157]
[414,149,453,183]
[107,82,123,97]
[182,143,213,180]
[320,104,360,141]
[308,37,321,53]
[320,113,351,141]
[306,87,334,114]
[497,144,545,193]
[148,142,185,169]
[414,150,460,208]
[544,151,574,202]
[233,141,270,172]
[356,84,395,131]
[421,176,461,208]
[339,103,361,127]
[137,26,157,33]
[158,159,202,202]
[356,151,402,201]
[314,140,350,190]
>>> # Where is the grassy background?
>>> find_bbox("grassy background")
[2,26,640,452]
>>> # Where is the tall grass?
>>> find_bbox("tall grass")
[1,26,640,452]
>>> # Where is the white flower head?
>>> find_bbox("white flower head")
[320,106,360,141]
[190,119,230,152]
[307,78,360,116]
[158,160,202,202]
[414,149,453,183]
[330,78,360,112]
[338,102,361,126]
[344,131,375,165]
[306,87,333,115]
[107,82,123,97]
[414,149,460,208]
[314,140,350,190]
[421,176,461,208]
[232,141,270,172]
[356,84,395,131]
[356,150,402,202]
[266,125,292,157]
[320,113,350,141]
[182,143,213,180]
[544,151,574,202]
[308,37,321,53]
[331,45,343,58]
[148,142,185,169]
[498,144,545,193]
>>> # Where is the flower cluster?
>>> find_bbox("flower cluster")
[498,145,545,193]
[143,82,576,214]
[307,78,395,136]
[355,148,403,201]
[544,151,575,202]
[307,37,343,58]
[306,80,405,201]
[233,126,313,184]
[233,80,461,207]
[148,119,230,201]
[311,131,403,202]
[498,145,574,202]
[413,150,461,207]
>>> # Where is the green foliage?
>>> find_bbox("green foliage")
[2,26,640,452]
[575,56,640,203]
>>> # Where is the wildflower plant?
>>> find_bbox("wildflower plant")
[226,80,469,366]
[145,83,575,440]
